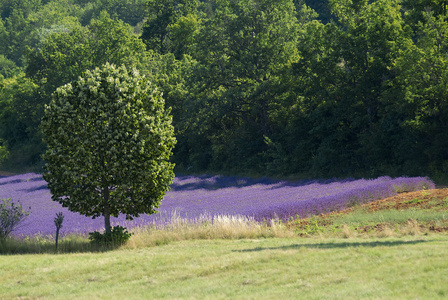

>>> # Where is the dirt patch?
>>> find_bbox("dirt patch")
[428,225,448,232]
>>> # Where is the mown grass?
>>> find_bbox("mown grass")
[1,189,448,299]
[334,208,448,226]
[1,237,448,299]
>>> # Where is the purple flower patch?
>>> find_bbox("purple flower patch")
[0,173,435,237]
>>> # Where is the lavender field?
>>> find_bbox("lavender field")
[0,173,435,238]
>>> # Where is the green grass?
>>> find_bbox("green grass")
[334,208,448,226]
[1,236,448,299]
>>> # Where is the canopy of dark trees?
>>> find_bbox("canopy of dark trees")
[1,0,448,181]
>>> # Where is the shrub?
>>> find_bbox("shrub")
[89,226,133,246]
[54,212,64,252]
[0,198,30,239]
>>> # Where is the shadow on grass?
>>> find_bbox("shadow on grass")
[0,238,123,255]
[233,239,431,252]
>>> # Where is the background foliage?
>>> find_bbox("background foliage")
[1,0,448,180]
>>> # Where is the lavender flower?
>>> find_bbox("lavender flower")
[0,173,435,237]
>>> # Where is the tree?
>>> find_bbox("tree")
[402,0,448,29]
[19,12,150,169]
[141,0,198,55]
[0,72,41,169]
[26,11,148,97]
[0,140,8,167]
[78,0,147,26]
[388,10,448,177]
[2,5,36,66]
[167,13,200,59]
[296,0,408,176]
[185,0,300,172]
[0,18,8,55]
[300,0,334,23]
[265,14,341,175]
[41,63,176,234]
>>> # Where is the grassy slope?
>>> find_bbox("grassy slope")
[1,189,448,299]
[290,188,448,237]
[1,237,448,299]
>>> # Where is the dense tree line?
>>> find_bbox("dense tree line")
[1,0,448,180]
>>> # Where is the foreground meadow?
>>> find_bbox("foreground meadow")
[1,236,448,299]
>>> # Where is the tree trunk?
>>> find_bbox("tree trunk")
[103,187,111,234]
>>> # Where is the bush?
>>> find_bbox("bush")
[88,226,132,246]
[0,198,30,240]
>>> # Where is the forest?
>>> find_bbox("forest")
[0,0,448,180]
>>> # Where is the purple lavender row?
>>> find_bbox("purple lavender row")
[0,173,435,237]
[248,176,435,221]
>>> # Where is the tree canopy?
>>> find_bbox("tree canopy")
[2,0,448,181]
[41,63,176,233]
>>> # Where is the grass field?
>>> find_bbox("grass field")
[1,188,448,299]
[1,236,448,299]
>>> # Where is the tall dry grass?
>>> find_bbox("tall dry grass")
[124,212,295,249]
